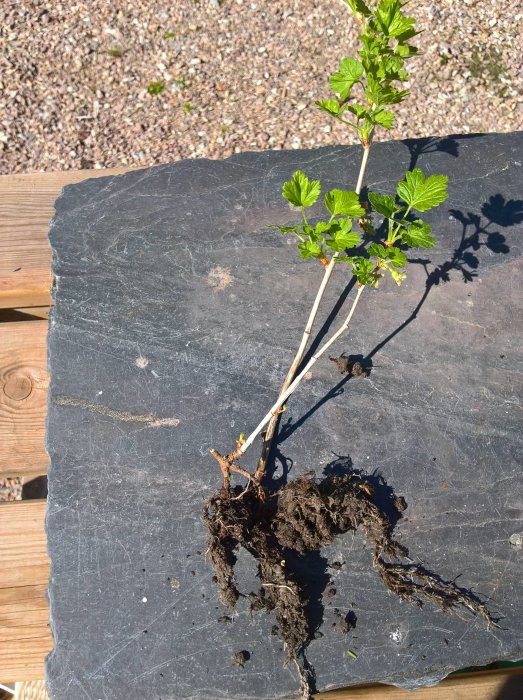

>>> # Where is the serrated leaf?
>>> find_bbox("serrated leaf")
[343,0,372,17]
[368,242,387,258]
[400,219,436,248]
[378,55,409,82]
[397,168,448,212]
[386,246,407,268]
[328,229,362,252]
[283,171,321,208]
[329,57,364,100]
[396,42,420,58]
[347,103,367,119]
[325,189,365,217]
[351,257,376,285]
[298,240,323,260]
[368,192,402,218]
[315,221,332,235]
[375,0,416,38]
[315,99,341,118]
[371,108,395,128]
[270,224,302,235]
[366,78,409,107]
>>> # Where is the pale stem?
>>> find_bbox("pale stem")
[242,284,365,456]
[254,144,371,479]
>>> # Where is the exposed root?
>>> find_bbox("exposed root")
[203,469,497,698]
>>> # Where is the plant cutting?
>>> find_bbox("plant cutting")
[203,1,495,696]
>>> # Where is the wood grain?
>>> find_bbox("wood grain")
[317,667,523,699]
[0,167,131,309]
[0,500,52,681]
[0,321,49,478]
[14,681,50,700]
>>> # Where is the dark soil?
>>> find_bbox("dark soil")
[203,468,496,698]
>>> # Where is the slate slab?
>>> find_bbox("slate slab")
[46,132,523,700]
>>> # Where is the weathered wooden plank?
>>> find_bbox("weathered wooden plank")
[0,167,130,309]
[318,668,523,699]
[14,681,50,700]
[0,500,52,681]
[0,321,48,478]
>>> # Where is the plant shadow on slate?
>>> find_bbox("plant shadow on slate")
[203,194,520,697]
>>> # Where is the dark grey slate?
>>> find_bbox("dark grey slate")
[46,132,523,700]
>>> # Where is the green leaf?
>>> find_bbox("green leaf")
[283,171,321,208]
[270,224,302,235]
[315,221,332,235]
[329,57,364,100]
[378,55,409,82]
[343,0,372,17]
[315,99,341,118]
[396,42,420,58]
[400,219,436,248]
[327,229,362,252]
[351,257,376,286]
[371,108,395,129]
[375,0,416,38]
[368,192,402,218]
[396,168,449,212]
[368,242,387,259]
[386,246,407,268]
[298,240,323,260]
[347,103,367,119]
[325,189,365,218]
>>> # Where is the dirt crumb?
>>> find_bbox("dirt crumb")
[329,355,369,377]
[207,266,233,292]
[233,650,250,668]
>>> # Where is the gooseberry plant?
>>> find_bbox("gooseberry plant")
[205,4,495,694]
[211,0,449,484]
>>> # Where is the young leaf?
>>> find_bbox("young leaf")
[375,0,416,38]
[315,221,333,235]
[397,168,449,212]
[368,242,387,259]
[386,246,408,268]
[343,0,372,17]
[270,224,302,235]
[315,99,341,118]
[371,108,395,129]
[329,57,364,100]
[400,219,436,248]
[325,189,365,218]
[327,229,362,252]
[283,171,321,208]
[351,257,376,286]
[298,240,323,260]
[368,192,402,218]
[347,103,367,120]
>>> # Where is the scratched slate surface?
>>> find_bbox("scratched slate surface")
[46,132,523,700]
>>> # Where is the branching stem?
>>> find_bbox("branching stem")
[242,284,365,457]
[255,143,371,481]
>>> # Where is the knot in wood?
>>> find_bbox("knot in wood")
[3,372,33,401]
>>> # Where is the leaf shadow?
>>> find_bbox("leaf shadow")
[271,192,518,451]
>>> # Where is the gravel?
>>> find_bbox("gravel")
[0,0,521,173]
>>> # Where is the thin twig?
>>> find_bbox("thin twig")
[241,284,365,455]
[255,144,372,481]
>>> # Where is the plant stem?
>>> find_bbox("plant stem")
[243,284,365,457]
[254,143,371,481]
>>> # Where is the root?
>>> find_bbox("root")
[203,469,496,698]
